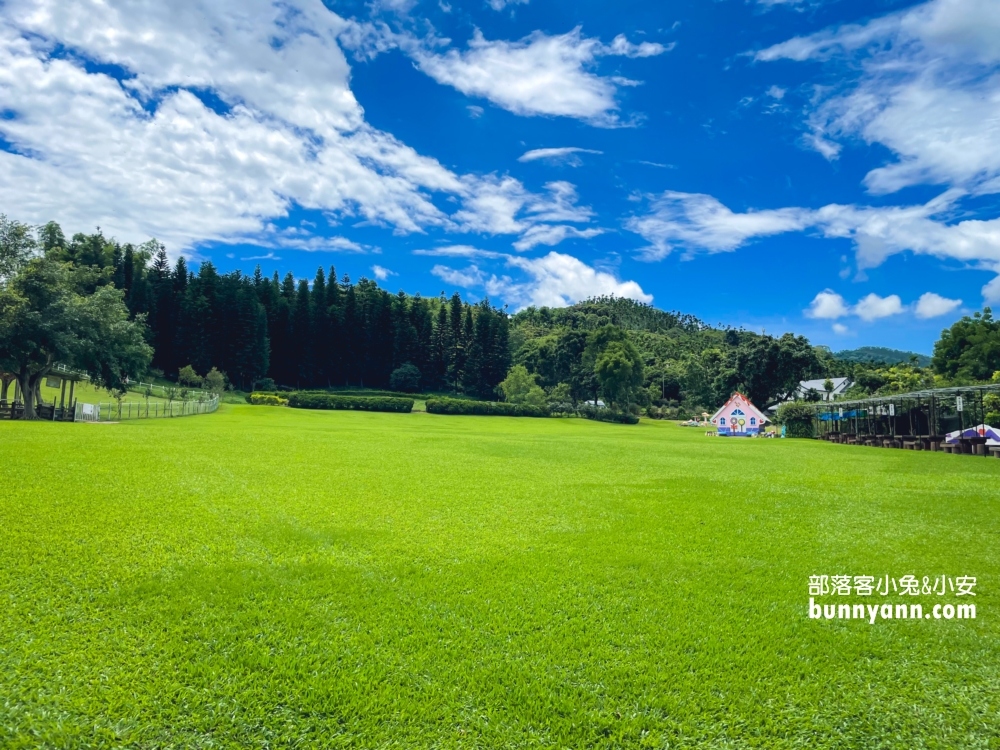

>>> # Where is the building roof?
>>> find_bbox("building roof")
[797,377,851,393]
[710,392,769,424]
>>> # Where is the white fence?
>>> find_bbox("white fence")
[52,363,210,400]
[75,396,219,422]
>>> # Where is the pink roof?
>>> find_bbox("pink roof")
[710,392,768,424]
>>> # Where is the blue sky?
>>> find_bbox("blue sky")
[3,0,1000,353]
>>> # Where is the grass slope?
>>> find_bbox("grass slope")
[1,408,997,748]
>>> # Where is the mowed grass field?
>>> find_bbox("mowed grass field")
[2,407,998,748]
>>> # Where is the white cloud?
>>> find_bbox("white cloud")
[414,245,503,258]
[0,1,468,252]
[430,251,650,310]
[766,85,786,100]
[487,0,529,10]
[757,0,1000,195]
[832,323,851,335]
[806,290,850,319]
[453,175,531,235]
[0,0,568,256]
[625,191,811,259]
[518,147,603,165]
[915,291,962,318]
[242,252,281,261]
[497,252,652,308]
[854,293,905,321]
[512,225,604,251]
[466,105,484,118]
[371,264,396,281]
[452,178,599,251]
[606,35,671,59]
[406,27,667,126]
[808,288,955,322]
[432,264,485,288]
[627,189,1000,300]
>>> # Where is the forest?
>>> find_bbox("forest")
[4,217,1000,419]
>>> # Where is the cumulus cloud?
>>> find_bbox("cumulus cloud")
[518,147,603,165]
[915,291,962,318]
[625,191,811,259]
[806,288,959,322]
[371,264,397,280]
[854,293,905,321]
[0,0,474,252]
[756,0,1000,195]
[406,27,667,126]
[496,252,651,308]
[806,290,850,319]
[430,251,650,309]
[0,0,593,257]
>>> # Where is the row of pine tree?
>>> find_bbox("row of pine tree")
[40,224,511,395]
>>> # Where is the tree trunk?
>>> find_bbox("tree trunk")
[18,372,38,420]
[0,375,11,405]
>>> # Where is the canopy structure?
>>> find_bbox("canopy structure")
[808,384,1000,454]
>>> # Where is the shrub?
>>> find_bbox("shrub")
[578,403,639,425]
[254,377,276,392]
[203,367,227,395]
[178,364,201,388]
[389,363,422,393]
[548,402,576,416]
[426,398,550,418]
[776,401,816,438]
[246,390,283,403]
[287,393,414,413]
[498,365,542,405]
[249,393,288,406]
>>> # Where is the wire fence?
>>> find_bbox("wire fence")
[75,396,219,422]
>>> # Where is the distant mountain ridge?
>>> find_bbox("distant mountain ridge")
[834,347,931,367]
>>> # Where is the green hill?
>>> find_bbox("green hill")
[834,347,931,367]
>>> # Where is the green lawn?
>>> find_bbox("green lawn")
[1,408,997,748]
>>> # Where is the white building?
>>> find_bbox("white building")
[794,377,852,401]
[768,377,853,413]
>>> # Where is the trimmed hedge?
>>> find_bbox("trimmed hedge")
[287,393,413,413]
[246,390,286,403]
[249,393,288,406]
[578,404,640,425]
[426,398,550,418]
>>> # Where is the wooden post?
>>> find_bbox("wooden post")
[68,380,75,411]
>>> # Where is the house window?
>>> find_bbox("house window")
[750,418,756,425]
[720,417,726,425]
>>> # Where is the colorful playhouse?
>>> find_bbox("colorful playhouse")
[710,392,768,437]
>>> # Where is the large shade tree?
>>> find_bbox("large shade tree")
[722,333,820,407]
[0,257,152,419]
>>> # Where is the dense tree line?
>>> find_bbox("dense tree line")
[29,221,512,395]
[7,215,1000,417]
